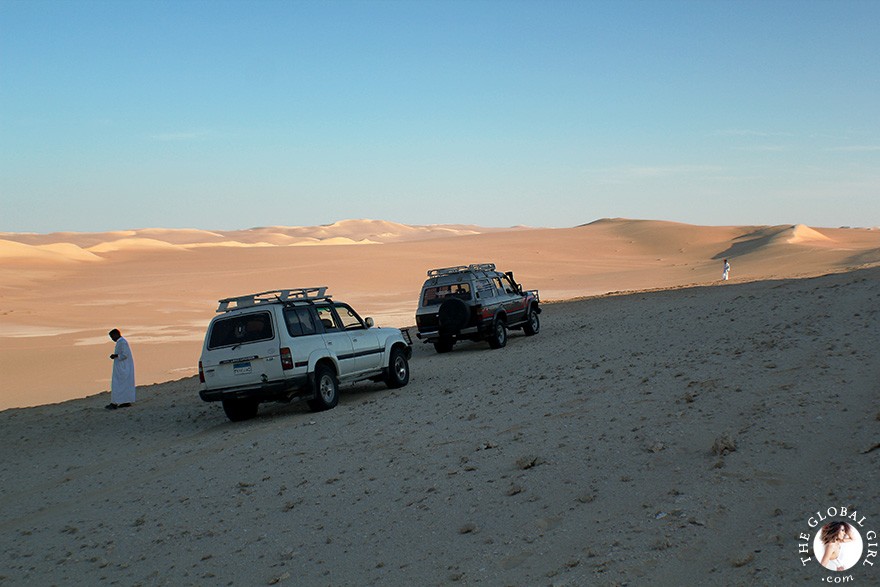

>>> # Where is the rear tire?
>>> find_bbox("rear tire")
[308,364,339,411]
[222,398,259,422]
[384,346,410,388]
[434,337,454,353]
[487,316,507,349]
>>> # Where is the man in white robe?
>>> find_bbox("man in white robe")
[107,329,135,409]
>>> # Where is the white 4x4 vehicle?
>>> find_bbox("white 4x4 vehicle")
[198,288,412,421]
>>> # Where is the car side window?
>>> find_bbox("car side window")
[315,305,340,331]
[475,279,495,299]
[336,304,365,330]
[284,306,318,337]
[500,275,517,294]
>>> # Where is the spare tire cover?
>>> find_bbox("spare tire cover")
[437,298,470,333]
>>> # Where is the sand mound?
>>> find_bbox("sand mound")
[782,223,833,244]
[0,239,102,263]
[181,241,277,249]
[88,238,186,254]
[291,236,380,246]
[135,228,226,244]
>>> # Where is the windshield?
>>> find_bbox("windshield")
[421,283,472,306]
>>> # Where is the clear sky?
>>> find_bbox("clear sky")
[1,0,878,233]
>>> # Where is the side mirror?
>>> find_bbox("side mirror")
[365,317,374,328]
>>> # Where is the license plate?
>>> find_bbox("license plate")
[233,361,252,375]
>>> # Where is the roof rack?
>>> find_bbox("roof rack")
[217,287,331,312]
[427,263,496,277]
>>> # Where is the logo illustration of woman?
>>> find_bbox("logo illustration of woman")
[819,521,855,571]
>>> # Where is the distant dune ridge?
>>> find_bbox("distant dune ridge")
[0,219,513,258]
[1,218,879,411]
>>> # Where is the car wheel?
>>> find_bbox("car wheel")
[222,398,259,422]
[438,298,469,334]
[434,337,454,353]
[308,364,339,411]
[385,346,410,388]
[523,306,540,336]
[487,316,507,349]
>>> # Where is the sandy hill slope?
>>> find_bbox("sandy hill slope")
[1,267,877,585]
[0,239,103,264]
[1,218,878,410]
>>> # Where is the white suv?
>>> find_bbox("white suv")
[198,288,412,421]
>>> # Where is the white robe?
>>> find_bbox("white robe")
[111,337,136,404]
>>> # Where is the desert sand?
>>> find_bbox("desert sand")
[1,263,879,585]
[2,218,879,411]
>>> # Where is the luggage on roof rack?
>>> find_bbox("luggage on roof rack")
[216,287,331,312]
[426,263,496,277]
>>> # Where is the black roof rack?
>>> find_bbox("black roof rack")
[426,263,496,277]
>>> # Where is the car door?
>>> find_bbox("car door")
[315,304,356,374]
[281,305,323,378]
[496,275,527,322]
[334,303,382,372]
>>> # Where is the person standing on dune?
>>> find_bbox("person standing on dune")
[722,259,730,281]
[106,328,135,410]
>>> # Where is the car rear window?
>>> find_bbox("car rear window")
[421,283,472,306]
[208,311,274,349]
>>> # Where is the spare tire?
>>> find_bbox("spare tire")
[438,298,470,334]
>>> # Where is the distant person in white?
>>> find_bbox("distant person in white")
[722,259,730,281]
[106,328,135,410]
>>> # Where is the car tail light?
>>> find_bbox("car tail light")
[198,360,205,383]
[280,347,293,370]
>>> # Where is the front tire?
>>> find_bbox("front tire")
[308,364,339,412]
[487,317,508,349]
[523,306,540,336]
[385,346,410,388]
[222,398,259,422]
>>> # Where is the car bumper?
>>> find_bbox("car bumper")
[199,375,309,403]
[416,325,482,342]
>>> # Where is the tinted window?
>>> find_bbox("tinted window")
[208,312,274,349]
[283,306,318,337]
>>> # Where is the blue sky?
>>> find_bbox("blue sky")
[1,0,878,233]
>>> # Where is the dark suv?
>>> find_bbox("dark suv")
[415,264,540,353]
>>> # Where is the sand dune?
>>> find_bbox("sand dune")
[1,218,879,411]
[87,238,186,254]
[0,239,102,264]
[0,219,511,254]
